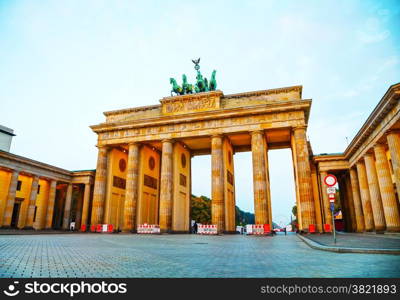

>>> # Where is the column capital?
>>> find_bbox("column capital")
[373,142,386,149]
[386,129,400,136]
[249,130,264,136]
[292,125,307,132]
[128,142,140,147]
[211,133,224,139]
[161,138,174,144]
[96,145,111,153]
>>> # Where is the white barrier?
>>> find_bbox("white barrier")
[137,224,160,234]
[197,224,218,235]
[245,224,271,235]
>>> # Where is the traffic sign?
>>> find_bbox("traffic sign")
[327,187,336,194]
[330,203,335,212]
[324,174,337,187]
[329,199,335,203]
[328,193,335,200]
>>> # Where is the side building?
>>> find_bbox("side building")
[314,82,400,233]
[0,147,94,230]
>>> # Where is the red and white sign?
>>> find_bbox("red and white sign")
[327,187,336,194]
[198,224,218,235]
[245,224,271,235]
[324,174,337,187]
[137,224,160,234]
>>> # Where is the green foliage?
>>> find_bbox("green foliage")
[190,194,278,228]
[190,195,211,224]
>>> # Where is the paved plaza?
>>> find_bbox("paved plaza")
[305,232,400,249]
[0,233,399,278]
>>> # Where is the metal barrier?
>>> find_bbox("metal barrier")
[137,224,160,234]
[197,224,218,235]
[246,224,271,235]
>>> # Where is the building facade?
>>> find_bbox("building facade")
[0,83,399,233]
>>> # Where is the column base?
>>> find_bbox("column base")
[0,226,13,229]
[386,226,400,233]
[22,227,35,230]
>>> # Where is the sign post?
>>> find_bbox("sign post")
[324,174,337,244]
[330,201,336,244]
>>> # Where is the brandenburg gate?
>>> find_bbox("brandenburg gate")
[90,85,319,233]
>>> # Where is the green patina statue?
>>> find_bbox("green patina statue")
[169,58,217,96]
[169,78,183,96]
[182,74,193,94]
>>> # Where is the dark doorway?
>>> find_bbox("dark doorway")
[11,199,23,228]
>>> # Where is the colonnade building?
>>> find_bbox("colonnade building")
[0,83,399,233]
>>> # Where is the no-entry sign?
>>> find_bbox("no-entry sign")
[324,174,337,187]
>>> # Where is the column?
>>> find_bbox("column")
[292,126,316,231]
[345,173,357,232]
[74,186,84,229]
[374,143,400,232]
[25,175,40,228]
[90,146,109,225]
[356,161,374,231]
[211,135,225,233]
[62,183,73,230]
[349,168,365,232]
[364,153,386,232]
[123,143,140,232]
[159,139,174,232]
[2,170,20,227]
[319,171,332,230]
[251,131,269,225]
[387,130,400,199]
[45,180,57,229]
[338,177,351,231]
[80,183,91,229]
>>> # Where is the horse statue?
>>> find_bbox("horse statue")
[195,71,207,92]
[170,78,183,96]
[209,70,217,91]
[182,74,193,94]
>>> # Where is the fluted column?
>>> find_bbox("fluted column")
[80,183,91,229]
[345,173,357,231]
[45,180,57,229]
[90,146,109,226]
[374,143,400,232]
[349,168,365,232]
[62,183,73,229]
[2,170,20,227]
[159,139,174,232]
[355,161,374,231]
[387,130,400,199]
[292,126,316,231]
[211,135,225,233]
[25,175,40,228]
[364,153,386,232]
[74,186,84,229]
[123,143,140,232]
[319,171,332,229]
[251,131,269,225]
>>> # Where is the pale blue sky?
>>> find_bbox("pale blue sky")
[1,0,399,224]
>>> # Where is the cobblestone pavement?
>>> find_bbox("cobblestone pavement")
[0,233,399,278]
[305,232,400,249]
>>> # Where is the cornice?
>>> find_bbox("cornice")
[90,100,312,133]
[343,83,400,160]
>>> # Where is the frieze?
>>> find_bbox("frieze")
[98,111,304,142]
[160,92,222,116]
